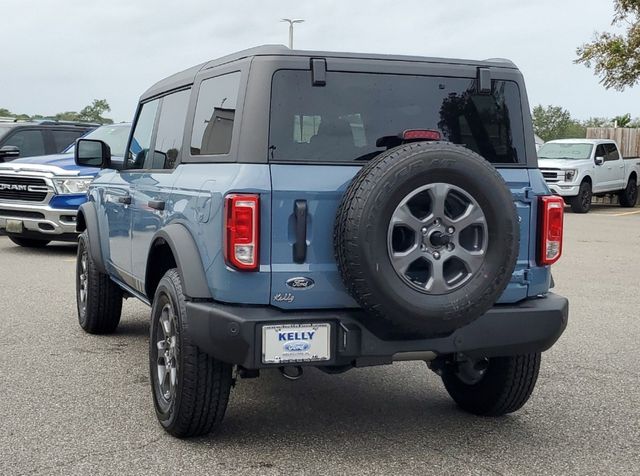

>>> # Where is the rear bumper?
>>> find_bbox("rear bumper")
[185,293,569,369]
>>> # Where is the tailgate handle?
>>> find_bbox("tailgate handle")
[293,200,307,263]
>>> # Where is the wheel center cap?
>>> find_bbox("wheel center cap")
[429,231,450,247]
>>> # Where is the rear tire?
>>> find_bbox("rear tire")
[149,269,233,438]
[441,353,541,416]
[570,181,592,213]
[8,236,51,248]
[76,231,123,334]
[618,177,638,208]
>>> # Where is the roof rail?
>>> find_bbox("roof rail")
[33,120,101,127]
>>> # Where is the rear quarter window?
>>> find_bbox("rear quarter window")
[269,70,526,165]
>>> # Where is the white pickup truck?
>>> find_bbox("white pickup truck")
[538,139,640,213]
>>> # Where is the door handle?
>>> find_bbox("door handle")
[117,195,131,205]
[148,199,165,211]
[293,200,307,263]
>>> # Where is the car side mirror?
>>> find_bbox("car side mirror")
[75,139,111,169]
[594,156,604,166]
[0,145,20,161]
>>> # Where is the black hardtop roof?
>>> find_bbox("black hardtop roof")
[140,45,518,101]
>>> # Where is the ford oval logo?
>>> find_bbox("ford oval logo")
[283,341,310,352]
[286,277,315,290]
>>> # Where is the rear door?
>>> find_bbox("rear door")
[605,143,625,190]
[268,64,534,310]
[129,89,191,286]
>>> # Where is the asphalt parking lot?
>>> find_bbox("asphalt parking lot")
[1,207,639,476]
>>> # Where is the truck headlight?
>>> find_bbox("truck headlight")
[53,178,93,195]
[564,169,577,182]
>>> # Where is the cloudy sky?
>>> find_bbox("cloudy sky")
[2,0,637,122]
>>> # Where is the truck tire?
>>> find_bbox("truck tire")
[618,177,638,208]
[335,142,519,336]
[569,181,592,213]
[149,269,233,438]
[441,353,541,416]
[8,236,51,248]
[76,231,123,334]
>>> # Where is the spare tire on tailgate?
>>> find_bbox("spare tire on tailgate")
[334,142,519,336]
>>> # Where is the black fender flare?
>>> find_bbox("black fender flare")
[76,202,106,274]
[148,224,212,299]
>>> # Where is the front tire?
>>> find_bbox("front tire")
[441,353,541,416]
[76,231,123,334]
[8,236,51,248]
[570,181,592,213]
[619,177,638,208]
[149,269,233,438]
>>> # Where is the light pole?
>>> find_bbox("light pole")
[281,18,304,49]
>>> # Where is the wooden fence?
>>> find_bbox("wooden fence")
[586,128,640,157]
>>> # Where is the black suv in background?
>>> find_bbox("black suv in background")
[0,120,98,162]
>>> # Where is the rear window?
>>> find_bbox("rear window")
[269,70,525,164]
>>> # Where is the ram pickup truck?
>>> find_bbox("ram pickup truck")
[73,45,568,438]
[538,139,640,213]
[0,123,130,247]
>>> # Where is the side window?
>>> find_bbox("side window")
[127,100,159,169]
[4,130,45,157]
[604,143,619,161]
[144,89,190,170]
[595,144,606,159]
[191,71,241,156]
[52,130,86,152]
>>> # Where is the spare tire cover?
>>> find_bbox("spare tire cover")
[334,142,519,336]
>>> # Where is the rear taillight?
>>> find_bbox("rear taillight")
[538,195,564,265]
[224,194,259,271]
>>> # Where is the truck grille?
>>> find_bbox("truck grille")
[540,169,562,184]
[0,175,49,202]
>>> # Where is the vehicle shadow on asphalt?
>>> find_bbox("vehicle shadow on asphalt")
[4,242,77,256]
[198,365,534,447]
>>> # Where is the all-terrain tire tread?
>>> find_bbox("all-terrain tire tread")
[78,231,123,334]
[158,269,232,438]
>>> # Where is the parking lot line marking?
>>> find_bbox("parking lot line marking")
[610,210,640,217]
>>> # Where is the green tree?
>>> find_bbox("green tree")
[613,113,632,126]
[54,111,82,122]
[78,99,113,124]
[576,0,640,90]
[583,117,612,128]
[532,105,586,141]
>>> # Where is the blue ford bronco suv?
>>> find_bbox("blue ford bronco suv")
[74,46,568,438]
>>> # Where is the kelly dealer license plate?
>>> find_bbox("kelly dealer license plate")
[262,323,331,364]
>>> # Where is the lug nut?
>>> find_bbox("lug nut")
[433,251,441,260]
[447,226,455,234]
[421,227,428,235]
[447,243,455,251]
